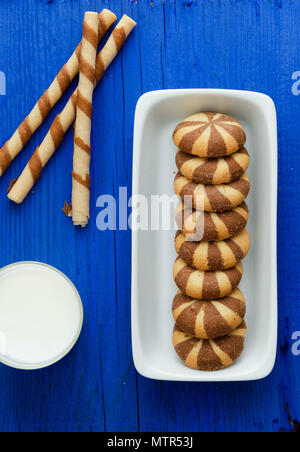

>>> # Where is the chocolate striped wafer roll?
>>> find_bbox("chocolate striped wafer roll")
[173,257,243,300]
[175,229,250,271]
[8,15,136,204]
[175,147,250,185]
[71,12,99,227]
[0,9,116,177]
[173,321,247,371]
[173,112,246,158]
[175,201,249,241]
[174,172,250,212]
[172,289,246,339]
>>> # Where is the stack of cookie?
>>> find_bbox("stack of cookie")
[171,112,250,371]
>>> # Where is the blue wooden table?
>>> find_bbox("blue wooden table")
[0,0,299,433]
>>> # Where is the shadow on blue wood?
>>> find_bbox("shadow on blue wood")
[0,0,299,432]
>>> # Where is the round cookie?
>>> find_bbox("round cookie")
[175,201,249,241]
[175,147,250,185]
[175,229,250,271]
[172,289,246,339]
[173,112,246,158]
[172,321,247,371]
[174,172,250,212]
[173,257,243,300]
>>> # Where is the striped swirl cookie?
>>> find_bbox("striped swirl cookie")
[172,289,246,339]
[175,201,249,242]
[173,112,246,158]
[173,257,243,300]
[173,321,247,371]
[174,172,250,212]
[175,229,250,271]
[175,147,250,185]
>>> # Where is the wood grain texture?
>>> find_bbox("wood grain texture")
[0,0,299,432]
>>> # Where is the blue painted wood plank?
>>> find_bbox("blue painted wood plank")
[0,0,299,432]
[135,0,299,433]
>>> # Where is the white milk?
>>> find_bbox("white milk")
[0,262,83,369]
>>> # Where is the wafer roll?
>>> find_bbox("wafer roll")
[71,12,99,227]
[0,9,116,177]
[8,15,136,204]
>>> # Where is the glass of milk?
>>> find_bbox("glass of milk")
[0,262,83,370]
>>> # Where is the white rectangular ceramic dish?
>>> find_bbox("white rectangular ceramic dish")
[132,89,277,382]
